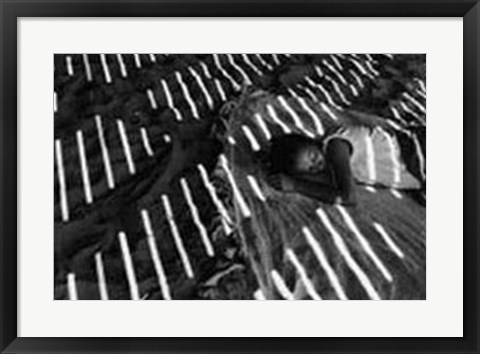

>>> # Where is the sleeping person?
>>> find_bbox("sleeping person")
[268,134,357,206]
[267,122,424,206]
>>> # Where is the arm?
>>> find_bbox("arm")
[280,174,338,203]
[325,138,357,205]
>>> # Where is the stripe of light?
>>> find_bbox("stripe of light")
[302,226,348,300]
[314,65,324,78]
[412,134,426,180]
[365,186,377,193]
[329,55,344,72]
[325,76,351,106]
[133,54,142,68]
[379,128,401,186]
[365,60,380,76]
[227,136,236,145]
[212,54,241,91]
[416,78,426,92]
[247,175,266,202]
[298,84,319,102]
[54,92,58,113]
[390,189,403,199]
[390,106,407,125]
[253,289,267,300]
[287,89,324,136]
[242,125,261,151]
[415,88,426,99]
[316,208,381,300]
[271,54,281,65]
[254,113,272,140]
[94,114,115,189]
[55,139,69,222]
[349,69,365,89]
[175,71,200,119]
[197,164,233,225]
[385,119,405,133]
[116,119,136,175]
[161,79,183,121]
[320,102,339,121]
[76,130,93,204]
[82,54,92,82]
[350,84,359,97]
[140,209,172,299]
[199,61,212,79]
[225,54,252,85]
[350,58,374,80]
[277,95,314,138]
[116,54,128,78]
[305,76,328,101]
[266,104,292,134]
[254,54,274,71]
[67,273,78,300]
[94,252,109,300]
[146,89,158,110]
[140,127,154,157]
[160,78,174,107]
[219,154,251,218]
[372,222,405,259]
[241,54,263,75]
[99,54,112,84]
[316,81,341,109]
[66,55,74,76]
[336,206,393,282]
[188,66,214,109]
[214,78,227,102]
[286,248,322,300]
[161,194,195,278]
[365,133,377,183]
[323,59,348,85]
[180,178,215,257]
[400,101,422,120]
[118,231,140,300]
[271,270,295,300]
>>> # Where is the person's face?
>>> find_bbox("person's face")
[293,144,325,174]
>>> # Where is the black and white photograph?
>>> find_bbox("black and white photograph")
[54,54,426,300]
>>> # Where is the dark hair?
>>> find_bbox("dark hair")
[269,134,320,173]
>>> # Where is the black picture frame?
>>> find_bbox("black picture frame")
[1,0,478,353]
